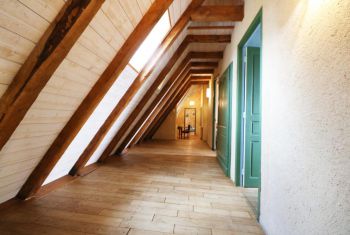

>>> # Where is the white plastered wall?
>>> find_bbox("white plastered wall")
[217,0,350,234]
[260,0,350,234]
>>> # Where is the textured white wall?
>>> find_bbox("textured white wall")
[260,0,350,234]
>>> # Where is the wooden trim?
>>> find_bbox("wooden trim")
[0,0,105,151]
[76,163,100,176]
[97,51,222,162]
[0,198,22,211]
[35,175,76,198]
[191,5,244,22]
[188,25,235,30]
[16,0,173,200]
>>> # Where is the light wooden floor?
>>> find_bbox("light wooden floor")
[0,139,264,235]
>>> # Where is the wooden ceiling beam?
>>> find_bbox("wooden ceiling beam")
[190,62,219,68]
[17,0,174,200]
[0,0,105,151]
[190,69,215,74]
[189,51,224,59]
[188,25,235,30]
[186,34,231,43]
[191,5,244,22]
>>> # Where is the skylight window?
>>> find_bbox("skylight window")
[129,11,171,72]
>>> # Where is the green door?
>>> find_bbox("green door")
[244,47,261,187]
[217,64,232,177]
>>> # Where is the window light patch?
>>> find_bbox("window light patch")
[129,11,171,72]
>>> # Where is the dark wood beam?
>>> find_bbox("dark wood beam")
[186,34,231,43]
[0,0,105,151]
[191,5,244,22]
[190,75,212,80]
[190,69,215,74]
[17,0,173,200]
[68,2,209,176]
[189,51,224,59]
[97,51,223,162]
[188,25,235,30]
[191,62,218,68]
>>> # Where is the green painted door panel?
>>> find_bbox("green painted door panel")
[217,64,232,177]
[244,47,261,188]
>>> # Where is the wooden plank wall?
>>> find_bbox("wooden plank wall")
[0,0,155,203]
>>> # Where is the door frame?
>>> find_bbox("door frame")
[212,78,217,150]
[235,9,262,186]
[217,63,233,177]
[184,108,196,133]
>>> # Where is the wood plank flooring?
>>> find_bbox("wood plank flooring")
[0,139,264,235]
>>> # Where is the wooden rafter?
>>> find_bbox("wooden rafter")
[0,0,105,151]
[191,5,244,22]
[17,0,173,200]
[188,25,235,30]
[97,51,223,162]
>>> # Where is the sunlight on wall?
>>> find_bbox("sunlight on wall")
[129,11,171,72]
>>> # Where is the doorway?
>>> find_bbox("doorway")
[184,108,196,134]
[235,9,262,217]
[216,64,232,177]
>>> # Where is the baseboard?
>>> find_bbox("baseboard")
[35,175,76,198]
[77,163,100,176]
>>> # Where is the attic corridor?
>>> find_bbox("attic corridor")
[0,139,263,234]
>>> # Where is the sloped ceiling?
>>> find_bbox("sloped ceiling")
[0,0,243,203]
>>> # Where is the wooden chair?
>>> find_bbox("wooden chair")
[182,125,191,138]
[177,126,183,139]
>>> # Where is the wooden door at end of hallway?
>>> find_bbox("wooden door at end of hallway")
[217,64,232,177]
[244,47,261,188]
